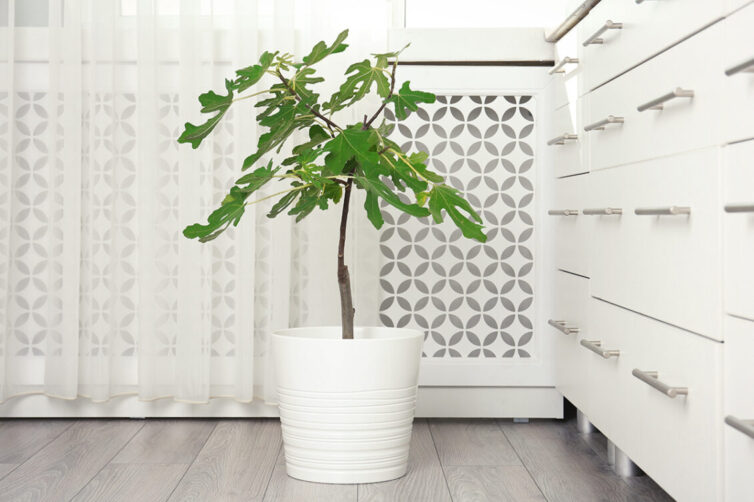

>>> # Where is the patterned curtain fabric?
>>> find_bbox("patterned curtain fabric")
[0,0,388,404]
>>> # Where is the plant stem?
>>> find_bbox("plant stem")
[337,177,355,340]
[231,88,274,104]
[275,70,343,132]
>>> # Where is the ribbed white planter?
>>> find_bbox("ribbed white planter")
[271,326,424,484]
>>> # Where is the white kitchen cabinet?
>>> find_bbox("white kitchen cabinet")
[723,315,754,502]
[584,18,724,170]
[723,139,754,321]
[550,271,590,412]
[579,0,725,92]
[721,1,754,144]
[549,173,590,277]
[588,148,722,340]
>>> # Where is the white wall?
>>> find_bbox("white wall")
[405,0,567,30]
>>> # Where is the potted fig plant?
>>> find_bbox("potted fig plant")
[178,30,486,484]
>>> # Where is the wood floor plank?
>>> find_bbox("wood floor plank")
[0,464,17,479]
[71,464,187,502]
[112,419,216,464]
[622,475,675,501]
[576,428,610,464]
[0,420,143,502]
[499,419,656,502]
[498,419,596,460]
[357,420,451,502]
[0,420,73,464]
[167,419,281,502]
[429,419,520,466]
[263,449,356,502]
[444,465,547,502]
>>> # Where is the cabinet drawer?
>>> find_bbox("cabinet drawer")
[728,0,754,14]
[579,0,725,91]
[722,2,754,143]
[548,174,589,277]
[630,309,723,502]
[724,139,754,320]
[583,299,641,453]
[589,148,722,339]
[546,103,584,178]
[589,299,722,502]
[550,271,590,411]
[585,20,724,170]
[724,315,754,502]
[551,27,583,110]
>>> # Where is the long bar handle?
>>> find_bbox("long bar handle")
[549,56,580,75]
[548,209,579,216]
[547,133,579,146]
[583,20,623,46]
[548,319,580,335]
[584,115,624,131]
[725,57,754,77]
[725,416,754,439]
[634,206,691,216]
[632,369,688,398]
[637,88,694,112]
[725,203,754,214]
[583,207,622,215]
[580,339,620,358]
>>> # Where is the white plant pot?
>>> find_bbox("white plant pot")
[271,326,424,484]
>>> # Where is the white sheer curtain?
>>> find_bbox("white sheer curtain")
[0,0,390,405]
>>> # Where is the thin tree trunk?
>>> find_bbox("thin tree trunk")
[337,178,355,340]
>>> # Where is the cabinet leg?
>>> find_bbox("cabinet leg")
[607,439,616,466]
[613,444,643,477]
[576,410,596,434]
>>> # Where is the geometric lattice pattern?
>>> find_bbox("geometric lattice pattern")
[379,95,536,358]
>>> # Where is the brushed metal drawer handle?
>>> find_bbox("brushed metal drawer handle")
[725,203,754,213]
[725,416,754,439]
[547,133,579,146]
[583,207,623,215]
[584,115,624,131]
[548,319,580,335]
[632,369,688,398]
[548,209,579,216]
[580,339,620,358]
[634,206,691,216]
[637,87,694,112]
[549,56,580,75]
[583,20,623,46]
[725,57,754,77]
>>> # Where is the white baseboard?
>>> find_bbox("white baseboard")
[0,387,563,418]
[416,387,563,418]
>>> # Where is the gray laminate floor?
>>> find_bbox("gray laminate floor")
[0,417,673,502]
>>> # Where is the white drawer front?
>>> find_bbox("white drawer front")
[583,299,642,453]
[589,299,722,502]
[549,174,589,277]
[580,0,725,91]
[552,28,583,110]
[728,0,754,14]
[578,0,632,91]
[547,103,584,178]
[722,2,754,143]
[630,308,723,502]
[724,139,754,321]
[585,19,724,170]
[550,271,590,411]
[724,315,754,502]
[589,148,722,339]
